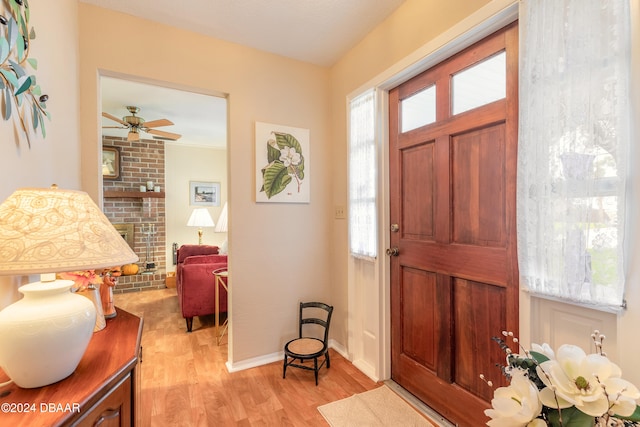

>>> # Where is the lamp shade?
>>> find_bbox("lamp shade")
[214,202,228,233]
[0,185,139,388]
[187,208,215,228]
[0,186,139,275]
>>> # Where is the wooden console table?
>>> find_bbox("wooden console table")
[0,308,143,426]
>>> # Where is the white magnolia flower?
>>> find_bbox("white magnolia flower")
[485,369,542,427]
[537,344,640,417]
[279,146,301,167]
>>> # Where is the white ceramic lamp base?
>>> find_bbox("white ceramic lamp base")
[0,280,96,388]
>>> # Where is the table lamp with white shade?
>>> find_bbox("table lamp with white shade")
[214,202,228,254]
[0,185,139,388]
[187,208,215,245]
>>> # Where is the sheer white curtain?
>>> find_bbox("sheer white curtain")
[348,90,377,260]
[518,0,631,309]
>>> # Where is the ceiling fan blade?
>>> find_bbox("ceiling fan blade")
[147,129,181,140]
[127,131,140,142]
[143,118,174,128]
[102,112,128,126]
[102,126,128,129]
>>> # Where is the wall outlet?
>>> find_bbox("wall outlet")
[335,205,346,219]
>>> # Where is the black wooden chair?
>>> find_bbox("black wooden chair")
[283,301,333,386]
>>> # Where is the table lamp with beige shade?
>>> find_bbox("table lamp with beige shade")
[0,185,138,388]
[187,207,215,245]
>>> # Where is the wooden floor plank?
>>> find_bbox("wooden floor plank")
[114,288,380,426]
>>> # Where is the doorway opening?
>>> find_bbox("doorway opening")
[99,75,228,293]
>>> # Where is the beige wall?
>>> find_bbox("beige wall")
[0,0,81,199]
[78,4,331,363]
[165,143,228,264]
[0,1,81,306]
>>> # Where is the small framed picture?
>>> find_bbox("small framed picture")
[190,181,220,206]
[102,147,120,180]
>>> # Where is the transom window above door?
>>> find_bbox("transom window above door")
[400,85,436,132]
[400,51,506,133]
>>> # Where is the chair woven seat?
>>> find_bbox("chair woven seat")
[283,302,333,386]
[287,338,323,356]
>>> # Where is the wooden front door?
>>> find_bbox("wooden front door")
[388,23,519,426]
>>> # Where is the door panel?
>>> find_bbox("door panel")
[453,278,507,402]
[402,143,436,240]
[389,23,519,426]
[401,268,437,370]
[452,124,506,246]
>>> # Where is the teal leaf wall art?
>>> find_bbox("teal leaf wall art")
[256,122,310,203]
[1,0,50,146]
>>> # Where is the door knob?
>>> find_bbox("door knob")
[386,247,399,257]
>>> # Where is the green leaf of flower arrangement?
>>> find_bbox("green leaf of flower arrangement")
[546,406,593,427]
[26,57,37,70]
[617,405,640,421]
[261,161,292,199]
[528,350,550,364]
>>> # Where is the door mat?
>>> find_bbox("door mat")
[317,385,437,427]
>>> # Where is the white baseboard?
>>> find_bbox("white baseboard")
[226,351,282,373]
[328,339,348,359]
[352,359,379,382]
[226,340,349,373]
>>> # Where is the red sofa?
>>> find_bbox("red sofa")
[176,244,228,332]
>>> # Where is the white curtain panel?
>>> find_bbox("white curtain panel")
[348,90,377,260]
[517,0,631,309]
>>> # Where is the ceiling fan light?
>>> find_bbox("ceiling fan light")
[127,128,140,142]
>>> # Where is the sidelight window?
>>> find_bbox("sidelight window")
[348,90,377,260]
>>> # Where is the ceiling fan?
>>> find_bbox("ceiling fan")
[102,106,182,142]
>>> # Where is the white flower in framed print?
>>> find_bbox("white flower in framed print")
[255,122,310,203]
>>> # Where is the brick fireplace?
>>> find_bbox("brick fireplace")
[102,135,167,293]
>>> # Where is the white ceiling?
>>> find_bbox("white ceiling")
[81,0,406,67]
[90,0,406,148]
[100,77,228,148]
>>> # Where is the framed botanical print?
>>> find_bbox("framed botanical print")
[255,122,310,203]
[102,147,120,180]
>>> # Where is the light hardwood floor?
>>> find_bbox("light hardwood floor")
[114,288,380,426]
